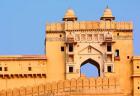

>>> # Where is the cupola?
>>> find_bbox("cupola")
[63,8,78,21]
[100,6,115,21]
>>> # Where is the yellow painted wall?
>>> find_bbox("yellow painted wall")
[133,57,140,96]
[46,32,66,82]
[112,31,133,94]
[0,57,47,90]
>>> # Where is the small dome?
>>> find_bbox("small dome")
[100,6,115,21]
[103,7,113,17]
[63,8,77,21]
[65,9,76,18]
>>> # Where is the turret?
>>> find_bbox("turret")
[62,8,78,21]
[100,6,115,21]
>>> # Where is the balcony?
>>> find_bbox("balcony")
[114,56,120,61]
[106,51,113,55]
[102,33,115,44]
[68,52,74,55]
[65,36,77,44]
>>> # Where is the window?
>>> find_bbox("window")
[137,66,139,69]
[107,43,112,52]
[69,66,73,73]
[87,34,92,41]
[61,46,64,51]
[4,67,8,71]
[107,66,112,72]
[115,50,120,57]
[68,55,74,62]
[88,46,92,53]
[138,86,140,90]
[127,56,130,59]
[0,67,2,71]
[94,34,98,41]
[69,44,73,52]
[99,34,104,41]
[75,34,80,41]
[81,34,86,41]
[117,33,119,36]
[60,34,62,37]
[107,54,112,62]
[28,67,32,71]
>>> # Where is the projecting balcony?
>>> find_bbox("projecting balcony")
[104,62,114,65]
[102,33,115,44]
[114,56,120,61]
[68,52,74,55]
[106,59,113,63]
[102,38,115,43]
[106,51,113,55]
[67,54,74,63]
[65,38,77,44]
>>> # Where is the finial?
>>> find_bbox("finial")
[106,0,109,8]
[68,7,72,10]
[106,5,109,9]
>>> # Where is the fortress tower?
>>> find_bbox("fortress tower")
[46,6,134,94]
[0,7,140,96]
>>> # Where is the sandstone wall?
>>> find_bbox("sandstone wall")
[0,76,124,96]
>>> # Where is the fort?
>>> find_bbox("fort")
[0,7,140,96]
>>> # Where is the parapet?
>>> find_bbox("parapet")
[0,55,47,60]
[133,56,140,60]
[0,76,122,96]
[46,22,64,32]
[46,21,133,32]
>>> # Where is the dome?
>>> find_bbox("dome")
[63,8,77,21]
[100,6,115,21]
[64,9,76,18]
[103,7,113,17]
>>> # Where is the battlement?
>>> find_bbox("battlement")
[0,76,122,96]
[133,56,140,60]
[46,22,64,32]
[46,21,133,32]
[0,55,47,60]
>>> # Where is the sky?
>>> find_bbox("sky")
[0,0,140,77]
[81,63,99,78]
[0,0,140,55]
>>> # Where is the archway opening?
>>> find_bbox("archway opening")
[80,59,100,78]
